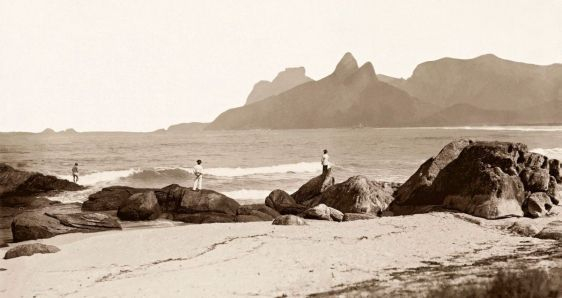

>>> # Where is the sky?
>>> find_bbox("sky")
[1,0,562,132]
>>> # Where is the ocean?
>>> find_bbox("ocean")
[2,126,562,205]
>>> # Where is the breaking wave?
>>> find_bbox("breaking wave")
[60,162,321,186]
[530,148,562,160]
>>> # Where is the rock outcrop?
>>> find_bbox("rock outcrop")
[117,191,161,221]
[11,211,121,242]
[265,189,306,215]
[390,140,562,219]
[392,139,473,207]
[292,170,335,204]
[4,243,60,259]
[82,186,157,211]
[319,176,395,215]
[0,163,83,200]
[272,215,307,226]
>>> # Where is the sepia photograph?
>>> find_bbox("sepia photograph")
[1,0,561,297]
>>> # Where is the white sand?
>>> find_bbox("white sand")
[1,208,561,297]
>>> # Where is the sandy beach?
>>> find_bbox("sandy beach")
[2,207,561,297]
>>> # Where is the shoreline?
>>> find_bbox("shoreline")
[1,209,561,297]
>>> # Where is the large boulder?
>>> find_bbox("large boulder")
[117,191,161,221]
[11,211,121,242]
[83,186,156,211]
[265,189,306,215]
[4,243,60,259]
[535,221,562,240]
[389,141,561,219]
[523,192,554,218]
[301,204,343,222]
[392,139,473,206]
[320,176,395,215]
[432,142,528,219]
[272,215,307,226]
[176,189,240,215]
[442,167,526,218]
[11,212,75,242]
[291,169,335,203]
[0,163,83,199]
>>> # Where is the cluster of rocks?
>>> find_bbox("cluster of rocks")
[390,140,561,219]
[83,184,281,224]
[265,169,397,225]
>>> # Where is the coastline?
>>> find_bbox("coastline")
[1,208,561,297]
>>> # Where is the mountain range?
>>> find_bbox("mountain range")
[207,53,562,129]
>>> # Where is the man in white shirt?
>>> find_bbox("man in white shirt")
[193,159,203,191]
[321,149,330,175]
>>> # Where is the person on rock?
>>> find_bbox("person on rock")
[193,160,203,191]
[321,149,331,175]
[72,163,79,183]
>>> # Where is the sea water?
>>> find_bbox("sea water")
[2,127,562,205]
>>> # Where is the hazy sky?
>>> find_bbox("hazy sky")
[1,0,562,132]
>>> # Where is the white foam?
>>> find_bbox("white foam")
[59,168,142,186]
[530,148,562,160]
[433,126,562,132]
[186,161,321,177]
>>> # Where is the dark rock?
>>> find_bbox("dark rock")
[535,221,562,240]
[320,176,395,215]
[393,139,473,206]
[11,212,74,242]
[235,204,277,222]
[272,215,307,226]
[523,192,554,218]
[172,213,236,224]
[11,211,121,242]
[301,204,343,222]
[117,191,161,221]
[343,213,377,221]
[0,163,83,200]
[176,189,240,215]
[4,243,60,259]
[549,159,562,183]
[301,195,323,208]
[0,196,60,208]
[237,204,279,218]
[265,190,306,215]
[292,169,335,203]
[523,152,549,169]
[520,167,550,192]
[393,141,530,219]
[547,176,561,205]
[442,167,526,218]
[83,186,155,211]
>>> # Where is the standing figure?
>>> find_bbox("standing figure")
[72,163,79,183]
[321,149,330,175]
[193,159,203,191]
